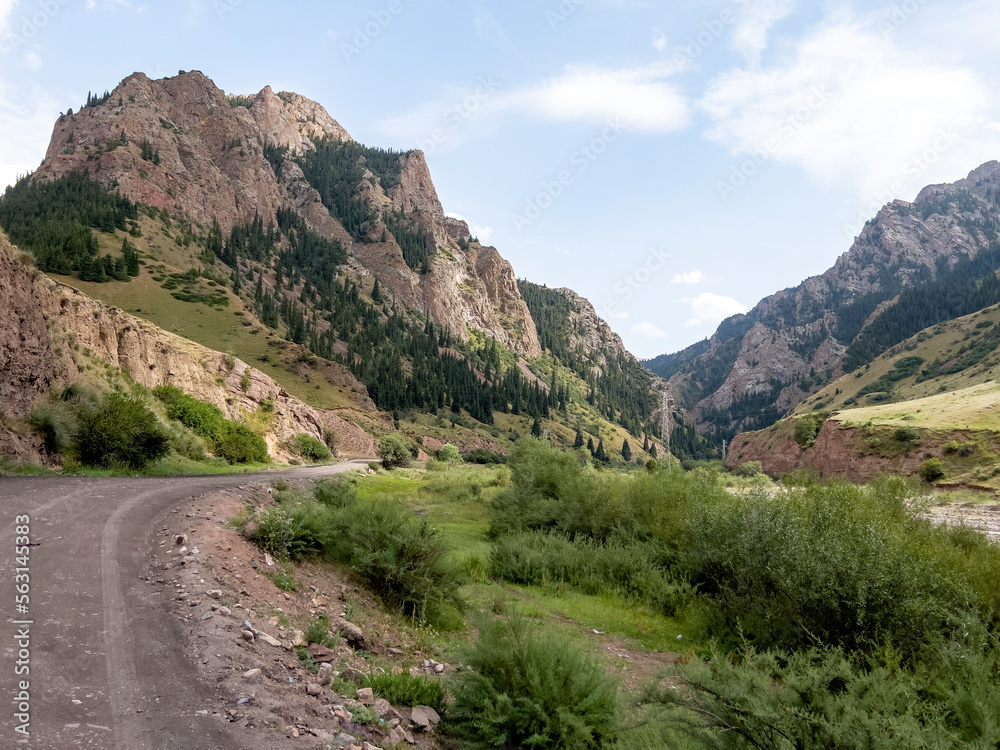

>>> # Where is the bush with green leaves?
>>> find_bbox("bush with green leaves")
[437,443,461,463]
[680,476,998,657]
[450,615,620,749]
[364,672,446,713]
[326,499,464,624]
[313,477,357,507]
[894,425,922,448]
[27,401,77,454]
[378,433,412,469]
[213,422,268,464]
[489,530,691,615]
[74,392,170,469]
[651,641,1000,749]
[291,433,332,462]
[793,414,821,448]
[154,385,268,464]
[920,457,945,482]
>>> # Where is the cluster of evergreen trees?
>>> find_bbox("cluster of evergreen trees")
[0,172,139,281]
[518,280,656,437]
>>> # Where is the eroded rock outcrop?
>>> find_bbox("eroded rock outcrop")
[0,232,376,462]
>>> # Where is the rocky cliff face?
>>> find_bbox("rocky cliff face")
[0,232,376,463]
[649,161,1000,441]
[555,288,631,373]
[34,70,539,356]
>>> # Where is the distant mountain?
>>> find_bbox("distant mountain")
[646,161,1000,444]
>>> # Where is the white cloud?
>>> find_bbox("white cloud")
[445,212,493,242]
[23,50,40,69]
[632,321,668,338]
[378,61,691,146]
[672,269,705,284]
[732,0,795,64]
[700,12,1000,201]
[505,62,690,133]
[684,292,748,327]
[0,0,18,37]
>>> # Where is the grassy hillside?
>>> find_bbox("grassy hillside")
[797,302,1000,417]
[46,208,656,463]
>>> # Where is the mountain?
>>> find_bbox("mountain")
[646,161,1000,444]
[1,70,665,466]
[36,71,539,357]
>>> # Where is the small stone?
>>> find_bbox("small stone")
[201,611,213,621]
[306,682,322,696]
[335,618,365,645]
[333,733,357,749]
[410,705,440,732]
[218,606,231,616]
[243,668,262,679]
[292,630,307,647]
[249,559,258,569]
[175,534,188,545]
[374,698,402,721]
[265,553,275,567]
[258,633,282,648]
[433,663,444,674]
[207,589,222,599]
[356,687,375,705]
[388,647,403,656]
[317,663,333,686]
[241,630,254,642]
[307,643,336,663]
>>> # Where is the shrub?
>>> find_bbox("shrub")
[734,460,763,477]
[437,443,461,463]
[27,401,77,454]
[894,426,922,448]
[680,477,980,657]
[214,422,269,464]
[291,433,332,462]
[313,477,357,507]
[654,642,1000,750]
[153,385,226,442]
[326,500,464,625]
[793,415,820,448]
[304,613,337,648]
[364,672,446,713]
[920,457,945,482]
[465,448,507,464]
[74,393,170,469]
[244,505,295,558]
[378,433,412,469]
[450,615,619,749]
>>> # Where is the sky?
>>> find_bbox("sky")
[3,0,1000,359]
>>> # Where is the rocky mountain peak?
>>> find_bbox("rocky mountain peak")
[32,70,542,356]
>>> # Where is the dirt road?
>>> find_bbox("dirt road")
[0,461,371,750]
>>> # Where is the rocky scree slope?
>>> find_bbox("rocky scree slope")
[647,161,1000,443]
[36,70,539,356]
[0,232,376,463]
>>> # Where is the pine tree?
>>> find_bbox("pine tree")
[586,437,595,455]
[530,417,542,437]
[643,435,650,452]
[649,444,657,458]
[122,238,139,277]
[372,277,382,303]
[621,439,631,462]
[573,429,584,449]
[595,439,608,463]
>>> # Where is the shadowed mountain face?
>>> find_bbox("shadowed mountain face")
[36,70,540,357]
[646,161,1000,443]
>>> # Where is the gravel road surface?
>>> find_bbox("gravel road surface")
[0,461,371,750]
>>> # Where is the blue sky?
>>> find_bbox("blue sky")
[3,0,1000,359]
